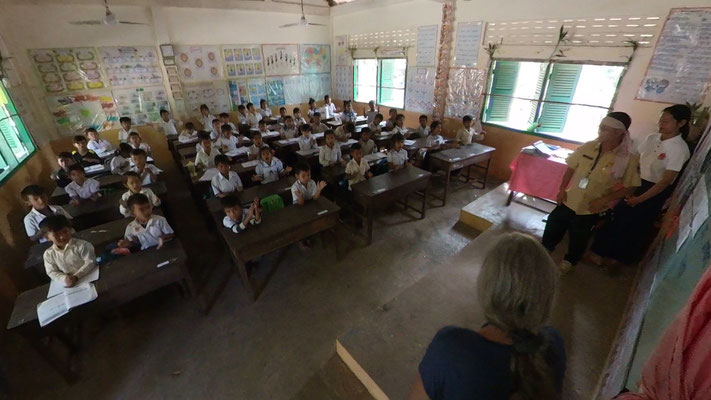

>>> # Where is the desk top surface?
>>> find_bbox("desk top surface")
[63,181,166,218]
[351,167,431,197]
[206,177,295,213]
[430,143,496,162]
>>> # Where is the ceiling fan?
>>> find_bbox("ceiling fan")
[69,0,147,26]
[280,0,327,28]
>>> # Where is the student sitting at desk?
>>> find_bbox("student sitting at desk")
[385,109,398,131]
[178,122,198,143]
[111,143,132,175]
[335,122,355,142]
[311,112,328,134]
[128,131,152,157]
[341,100,357,123]
[368,113,384,134]
[254,146,291,184]
[281,116,298,139]
[158,109,181,137]
[65,164,101,206]
[293,107,307,126]
[292,162,327,205]
[324,95,338,117]
[199,104,216,132]
[248,132,266,161]
[72,135,102,167]
[51,152,75,188]
[365,100,379,124]
[212,155,243,198]
[256,119,272,137]
[195,132,219,170]
[130,149,162,186]
[85,127,113,154]
[214,124,240,154]
[425,121,447,148]
[298,124,318,151]
[22,185,72,243]
[210,118,222,141]
[412,115,430,138]
[307,98,318,119]
[246,102,263,128]
[219,112,237,132]
[388,133,410,171]
[345,143,373,189]
[40,214,96,287]
[456,115,485,144]
[118,193,174,251]
[118,116,136,143]
[222,196,261,234]
[392,114,409,137]
[320,130,346,168]
[277,107,288,124]
[119,171,161,217]
[237,104,249,125]
[259,99,272,119]
[359,128,377,155]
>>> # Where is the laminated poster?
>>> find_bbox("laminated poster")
[416,25,438,66]
[174,45,223,82]
[405,67,436,114]
[262,44,300,76]
[445,68,486,119]
[30,47,108,93]
[300,44,331,74]
[99,46,162,87]
[112,87,170,125]
[183,81,231,117]
[453,22,483,67]
[45,91,119,135]
[222,44,264,78]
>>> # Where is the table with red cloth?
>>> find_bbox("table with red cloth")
[507,151,570,205]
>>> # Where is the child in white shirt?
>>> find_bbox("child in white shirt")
[222,196,261,234]
[426,121,447,147]
[365,101,379,124]
[319,130,345,167]
[413,115,430,138]
[335,123,355,142]
[178,122,198,143]
[158,109,182,137]
[195,133,219,169]
[210,119,222,141]
[340,101,357,123]
[219,112,237,132]
[311,112,328,134]
[199,104,215,131]
[298,124,318,151]
[324,95,338,117]
[358,128,377,155]
[291,163,327,205]
[41,215,96,287]
[385,109,398,131]
[307,98,318,119]
[118,193,174,251]
[248,132,266,161]
[392,114,409,137]
[281,116,298,139]
[118,117,134,143]
[85,127,113,154]
[211,155,243,197]
[388,133,410,171]
[237,105,249,125]
[214,125,240,153]
[259,99,272,118]
[111,143,133,175]
[277,107,288,123]
[293,107,308,126]
[253,146,291,184]
[246,102,263,128]
[65,164,101,206]
[345,143,373,189]
[456,115,485,144]
[369,113,384,134]
[128,131,152,156]
[130,149,162,186]
[119,171,161,217]
[22,185,72,243]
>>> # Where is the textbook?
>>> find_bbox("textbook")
[37,283,98,327]
[47,267,99,298]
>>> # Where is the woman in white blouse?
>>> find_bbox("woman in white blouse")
[590,104,692,267]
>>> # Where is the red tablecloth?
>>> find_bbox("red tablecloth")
[508,152,569,202]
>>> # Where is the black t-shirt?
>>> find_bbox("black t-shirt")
[419,326,566,400]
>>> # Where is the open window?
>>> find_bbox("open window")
[353,58,407,109]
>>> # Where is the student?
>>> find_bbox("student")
[214,124,240,153]
[456,115,485,144]
[298,124,318,151]
[110,143,133,175]
[210,118,222,141]
[178,122,198,143]
[118,193,174,251]
[40,214,96,287]
[254,146,291,184]
[280,116,298,139]
[324,95,338,118]
[385,109,398,131]
[65,164,101,206]
[307,98,318,119]
[425,121,446,147]
[359,128,377,155]
[130,149,162,186]
[392,114,408,137]
[311,112,328,134]
[340,100,357,122]
[22,185,72,243]
[293,107,307,126]
[388,133,409,171]
[236,104,249,125]
[368,113,384,134]
[259,99,272,118]
[72,135,102,167]
[199,104,215,132]
[365,100,379,124]
[291,162,327,205]
[222,196,261,234]
[319,130,345,167]
[256,119,272,137]
[158,109,182,137]
[334,122,355,142]
[51,152,75,188]
[246,102,262,128]
[128,131,152,156]
[118,171,161,217]
[118,116,135,143]
[412,115,430,138]
[219,112,237,132]
[195,132,219,169]
[345,143,372,189]
[277,107,288,123]
[85,127,113,154]
[211,154,243,197]
[248,132,265,161]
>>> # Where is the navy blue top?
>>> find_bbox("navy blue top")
[418,326,566,400]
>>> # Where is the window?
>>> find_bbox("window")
[353,58,407,109]
[483,60,625,143]
[0,80,35,183]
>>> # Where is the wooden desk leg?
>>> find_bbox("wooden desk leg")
[366,206,374,245]
[421,187,428,219]
[442,166,451,206]
[235,257,257,301]
[483,158,491,188]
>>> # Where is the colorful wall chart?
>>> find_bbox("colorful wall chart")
[227,78,268,109]
[333,66,353,101]
[262,44,300,76]
[183,81,231,116]
[99,46,162,87]
[29,47,107,93]
[445,68,486,119]
[405,67,436,114]
[222,44,264,78]
[266,78,286,106]
[304,73,332,102]
[300,44,331,74]
[335,35,349,66]
[112,87,170,125]
[45,91,119,135]
[174,45,223,82]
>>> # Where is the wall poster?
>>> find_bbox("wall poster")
[405,67,436,114]
[300,44,331,74]
[45,91,118,135]
[262,44,300,76]
[416,25,438,66]
[29,47,107,93]
[112,87,170,125]
[99,46,162,87]
[222,44,264,78]
[453,21,483,67]
[445,67,486,119]
[266,77,286,106]
[173,45,223,82]
[183,80,231,117]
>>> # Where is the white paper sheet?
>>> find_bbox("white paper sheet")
[454,21,483,67]
[404,139,416,146]
[241,160,259,168]
[47,267,100,298]
[199,168,219,181]
[64,283,98,309]
[416,25,438,66]
[224,147,250,157]
[37,294,69,328]
[364,152,387,163]
[84,164,106,174]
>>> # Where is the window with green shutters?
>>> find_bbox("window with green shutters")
[353,58,407,109]
[0,81,36,184]
[482,60,624,143]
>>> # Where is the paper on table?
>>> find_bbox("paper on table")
[225,147,250,157]
[47,267,100,298]
[64,283,98,309]
[241,160,259,168]
[97,151,114,159]
[278,138,299,145]
[363,152,387,163]
[199,168,219,181]
[38,283,98,327]
[84,164,105,173]
[178,137,198,144]
[343,139,358,146]
[261,131,280,138]
[313,132,325,139]
[404,140,416,146]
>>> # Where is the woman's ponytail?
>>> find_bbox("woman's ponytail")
[509,329,557,400]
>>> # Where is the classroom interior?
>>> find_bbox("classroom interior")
[0,0,710,399]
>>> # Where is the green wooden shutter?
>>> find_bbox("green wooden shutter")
[537,63,582,133]
[528,64,547,125]
[485,61,520,122]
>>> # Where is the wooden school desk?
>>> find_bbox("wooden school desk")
[295,139,359,167]
[351,167,432,244]
[7,240,193,382]
[206,177,296,213]
[210,197,340,302]
[51,174,125,201]
[319,152,388,186]
[428,143,496,206]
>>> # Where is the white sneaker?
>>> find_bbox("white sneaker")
[559,260,573,275]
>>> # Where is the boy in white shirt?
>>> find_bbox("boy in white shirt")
[195,133,219,169]
[237,105,249,125]
[246,102,263,128]
[178,122,198,143]
[298,124,318,151]
[130,149,162,186]
[319,130,346,167]
[412,115,430,138]
[22,185,72,243]
[293,107,307,126]
[119,171,162,217]
[281,116,298,139]
[85,127,113,154]
[219,113,237,132]
[277,107,288,123]
[222,196,261,234]
[392,114,409,137]
[199,104,215,131]
[291,163,327,205]
[365,101,379,124]
[259,99,272,118]
[214,124,240,153]
[65,164,101,206]
[335,123,355,142]
[256,119,273,137]
[128,132,152,156]
[253,146,291,184]
[40,215,96,287]
[340,101,357,123]
[345,143,373,189]
[248,132,266,161]
[311,112,328,134]
[387,133,410,171]
[358,128,377,155]
[111,143,132,175]
[118,193,174,251]
[368,114,384,134]
[118,117,135,143]
[456,115,485,144]
[324,95,338,117]
[385,109,398,131]
[211,155,243,197]
[158,109,182,137]
[210,119,222,141]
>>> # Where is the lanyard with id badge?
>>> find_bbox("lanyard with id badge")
[578,149,603,190]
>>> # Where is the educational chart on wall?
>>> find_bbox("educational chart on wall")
[99,46,162,87]
[45,91,119,135]
[221,44,264,78]
[445,68,486,119]
[637,8,711,104]
[405,67,436,114]
[111,87,170,125]
[453,21,483,67]
[29,48,108,93]
[280,74,332,105]
[262,44,300,76]
[300,44,331,74]
[416,25,438,66]
[183,81,231,116]
[174,45,223,82]
[227,78,268,108]
[335,35,349,66]
[266,77,286,106]
[333,66,353,101]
